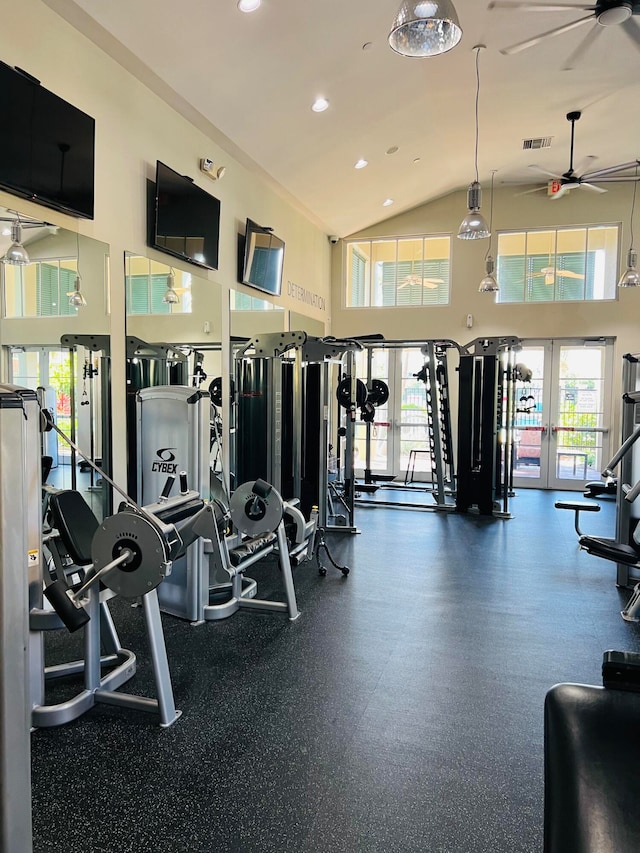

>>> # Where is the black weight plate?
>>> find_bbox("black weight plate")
[336,377,367,408]
[208,376,234,407]
[367,379,389,407]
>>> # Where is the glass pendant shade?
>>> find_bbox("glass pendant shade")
[479,255,499,293]
[69,275,87,307]
[388,0,463,57]
[3,221,30,265]
[619,249,640,287]
[458,182,490,240]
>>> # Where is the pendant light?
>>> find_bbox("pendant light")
[388,0,463,58]
[162,269,180,304]
[619,168,640,288]
[458,46,490,241]
[3,218,30,265]
[69,231,87,307]
[479,171,499,293]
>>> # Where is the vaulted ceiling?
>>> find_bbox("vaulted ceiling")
[45,0,640,237]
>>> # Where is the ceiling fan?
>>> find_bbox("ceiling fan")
[517,110,640,200]
[399,273,444,289]
[532,254,585,284]
[488,1,640,69]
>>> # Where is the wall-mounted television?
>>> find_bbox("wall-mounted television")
[151,161,220,271]
[240,218,285,297]
[0,62,95,219]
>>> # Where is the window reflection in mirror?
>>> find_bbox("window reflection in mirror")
[124,252,226,503]
[0,207,111,520]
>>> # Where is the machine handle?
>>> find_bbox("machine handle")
[160,475,175,501]
[179,471,188,494]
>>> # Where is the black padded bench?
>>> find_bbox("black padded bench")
[545,652,640,852]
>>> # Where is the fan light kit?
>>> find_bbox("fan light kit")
[489,1,640,70]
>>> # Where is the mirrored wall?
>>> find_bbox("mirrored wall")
[0,205,111,518]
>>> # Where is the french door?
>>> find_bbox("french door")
[513,338,614,490]
[353,346,435,480]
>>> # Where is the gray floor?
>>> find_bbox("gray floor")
[31,489,640,852]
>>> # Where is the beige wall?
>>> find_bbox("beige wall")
[330,184,640,438]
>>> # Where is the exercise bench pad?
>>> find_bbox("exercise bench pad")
[544,683,640,853]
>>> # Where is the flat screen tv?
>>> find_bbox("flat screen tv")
[240,218,285,297]
[0,62,95,219]
[151,161,220,270]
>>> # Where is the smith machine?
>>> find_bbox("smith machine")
[355,339,459,512]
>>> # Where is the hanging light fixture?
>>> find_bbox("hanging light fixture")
[388,0,463,58]
[479,171,499,293]
[458,46,491,241]
[162,269,180,304]
[619,168,640,288]
[69,230,87,307]
[3,218,30,265]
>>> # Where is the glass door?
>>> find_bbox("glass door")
[513,339,613,490]
[354,346,434,482]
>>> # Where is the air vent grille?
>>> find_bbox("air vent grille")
[522,137,553,150]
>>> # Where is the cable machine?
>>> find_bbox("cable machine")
[455,336,521,518]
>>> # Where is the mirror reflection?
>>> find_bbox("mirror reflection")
[124,252,225,502]
[0,206,111,519]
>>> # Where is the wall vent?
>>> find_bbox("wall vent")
[522,136,553,150]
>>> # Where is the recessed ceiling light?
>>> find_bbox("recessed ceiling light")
[386,146,399,155]
[354,159,368,169]
[383,198,394,207]
[238,0,261,11]
[312,97,329,112]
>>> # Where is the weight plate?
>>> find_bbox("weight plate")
[336,377,367,409]
[367,379,389,407]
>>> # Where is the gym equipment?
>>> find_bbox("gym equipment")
[136,385,316,622]
[456,336,522,517]
[544,651,640,853]
[0,386,35,853]
[60,333,113,516]
[33,412,182,728]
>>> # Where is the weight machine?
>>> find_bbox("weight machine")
[353,338,459,512]
[136,383,316,622]
[455,336,521,517]
[555,351,640,620]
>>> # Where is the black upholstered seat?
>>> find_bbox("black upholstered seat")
[47,490,100,567]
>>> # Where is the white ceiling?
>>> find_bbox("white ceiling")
[45,0,640,237]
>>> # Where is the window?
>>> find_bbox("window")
[125,256,192,315]
[496,225,619,303]
[230,291,284,311]
[345,235,451,308]
[3,260,78,318]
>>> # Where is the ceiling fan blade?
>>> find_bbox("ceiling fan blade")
[572,155,598,175]
[591,175,640,182]
[528,164,563,179]
[580,182,607,194]
[557,270,585,279]
[423,279,444,289]
[563,22,603,70]
[514,186,548,196]
[500,14,595,55]
[489,2,595,10]
[582,160,640,180]
[621,17,640,51]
